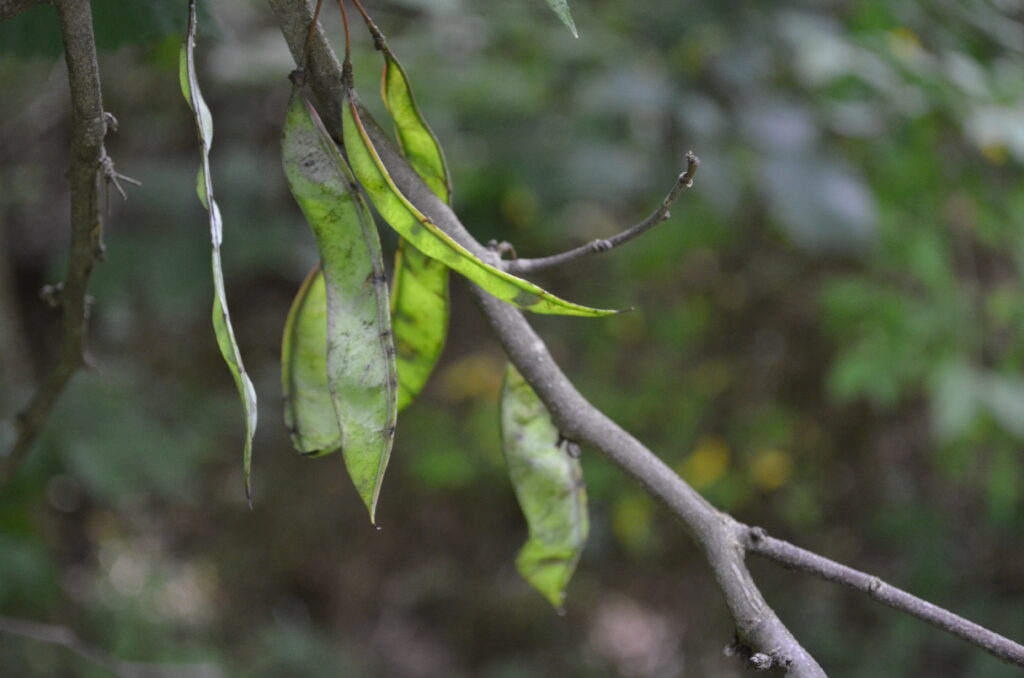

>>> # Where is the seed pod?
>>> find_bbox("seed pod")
[342,88,616,318]
[282,92,397,522]
[377,46,451,412]
[501,364,588,609]
[281,265,341,456]
[380,49,452,204]
[180,0,258,505]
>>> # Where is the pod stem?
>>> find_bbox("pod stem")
[349,0,387,51]
[298,0,325,82]
[335,0,354,87]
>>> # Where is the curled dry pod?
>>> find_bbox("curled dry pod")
[500,364,588,609]
[380,47,451,412]
[180,0,258,504]
[281,92,397,522]
[281,264,341,456]
[342,87,617,318]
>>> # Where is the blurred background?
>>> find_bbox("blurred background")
[1,0,1023,675]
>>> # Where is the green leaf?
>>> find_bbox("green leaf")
[342,89,616,318]
[281,265,342,456]
[281,93,398,522]
[379,47,452,412]
[500,364,588,609]
[180,0,258,505]
[545,0,579,38]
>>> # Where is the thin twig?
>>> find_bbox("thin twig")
[0,615,224,678]
[0,0,117,488]
[746,529,1024,667]
[504,152,699,275]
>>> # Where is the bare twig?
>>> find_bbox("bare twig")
[0,0,43,22]
[0,615,224,678]
[746,529,1024,666]
[266,2,1023,673]
[504,152,699,275]
[0,0,112,487]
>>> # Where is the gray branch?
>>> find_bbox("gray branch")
[504,152,699,275]
[747,529,1024,666]
[0,0,110,486]
[0,615,224,678]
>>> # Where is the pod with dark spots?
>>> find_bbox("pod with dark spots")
[179,0,258,504]
[281,92,397,523]
[342,87,617,318]
[500,364,588,609]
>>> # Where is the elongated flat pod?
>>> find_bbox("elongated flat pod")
[342,88,617,318]
[501,364,588,609]
[380,50,452,204]
[378,47,451,412]
[281,264,342,455]
[390,241,448,412]
[180,0,258,504]
[282,92,398,522]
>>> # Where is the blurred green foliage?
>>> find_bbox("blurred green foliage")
[0,0,1022,676]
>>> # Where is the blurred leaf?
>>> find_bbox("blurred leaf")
[679,436,730,490]
[180,0,258,503]
[501,364,588,609]
[981,375,1024,439]
[931,362,980,442]
[281,265,342,456]
[987,446,1019,526]
[749,448,793,491]
[544,0,579,39]
[342,89,618,317]
[281,93,398,523]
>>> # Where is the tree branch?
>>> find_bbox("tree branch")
[268,1,1024,673]
[0,0,110,487]
[0,615,224,678]
[746,529,1024,666]
[0,0,44,22]
[504,152,699,275]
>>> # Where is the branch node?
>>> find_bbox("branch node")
[487,239,518,259]
[749,652,774,671]
[749,525,768,543]
[39,282,64,308]
[103,111,118,132]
